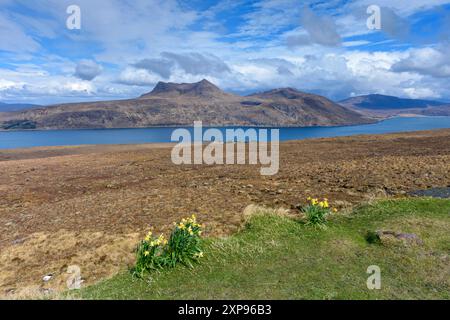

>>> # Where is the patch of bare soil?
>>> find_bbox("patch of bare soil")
[1,129,450,297]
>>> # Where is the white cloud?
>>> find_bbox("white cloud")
[391,47,450,78]
[74,60,103,81]
[0,13,41,53]
[117,67,160,87]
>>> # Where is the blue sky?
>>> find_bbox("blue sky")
[0,0,449,105]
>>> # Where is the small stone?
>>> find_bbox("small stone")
[42,274,53,282]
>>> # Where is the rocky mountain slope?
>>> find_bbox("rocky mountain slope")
[0,102,40,112]
[0,80,373,130]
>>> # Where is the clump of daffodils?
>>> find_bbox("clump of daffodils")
[302,197,338,228]
[175,214,203,236]
[168,214,203,268]
[134,214,204,277]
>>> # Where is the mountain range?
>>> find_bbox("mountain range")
[339,94,450,118]
[0,80,373,130]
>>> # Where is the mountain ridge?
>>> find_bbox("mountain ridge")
[0,80,374,130]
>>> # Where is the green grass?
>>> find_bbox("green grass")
[74,198,450,300]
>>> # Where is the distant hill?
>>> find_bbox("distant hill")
[340,94,444,110]
[0,102,40,112]
[0,80,373,130]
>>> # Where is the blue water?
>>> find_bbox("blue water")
[1,116,450,150]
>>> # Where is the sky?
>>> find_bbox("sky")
[0,0,450,105]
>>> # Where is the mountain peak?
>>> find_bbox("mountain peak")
[141,79,228,99]
[249,87,308,100]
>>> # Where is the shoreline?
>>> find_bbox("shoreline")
[2,116,450,151]
[0,118,380,133]
[1,128,450,160]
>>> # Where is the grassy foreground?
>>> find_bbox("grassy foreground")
[74,198,450,300]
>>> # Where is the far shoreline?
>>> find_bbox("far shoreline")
[1,127,450,155]
[2,114,450,133]
[0,118,381,133]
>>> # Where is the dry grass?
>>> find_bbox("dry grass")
[0,231,140,299]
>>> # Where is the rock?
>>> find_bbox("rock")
[11,238,25,245]
[42,274,53,282]
[376,230,423,246]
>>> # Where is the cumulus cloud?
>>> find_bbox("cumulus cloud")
[117,67,161,87]
[132,58,174,79]
[391,47,450,78]
[287,7,341,47]
[127,52,231,84]
[74,60,103,81]
[160,52,231,76]
[248,58,296,76]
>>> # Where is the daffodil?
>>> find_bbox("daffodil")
[157,234,165,244]
[194,252,204,258]
[144,231,153,242]
[144,251,150,257]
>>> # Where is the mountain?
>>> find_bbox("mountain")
[0,102,40,112]
[340,94,444,110]
[0,80,373,130]
[141,79,233,100]
[339,94,449,118]
[247,88,370,126]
